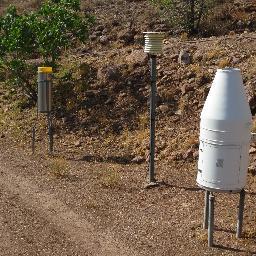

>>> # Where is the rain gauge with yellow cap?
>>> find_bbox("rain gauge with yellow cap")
[32,67,54,154]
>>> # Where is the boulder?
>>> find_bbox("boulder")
[97,65,121,83]
[178,50,191,65]
[125,50,147,67]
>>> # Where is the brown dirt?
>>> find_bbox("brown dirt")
[0,137,256,256]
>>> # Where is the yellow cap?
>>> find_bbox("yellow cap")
[38,67,53,73]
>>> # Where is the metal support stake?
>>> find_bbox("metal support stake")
[47,112,53,155]
[236,189,245,238]
[148,54,157,184]
[32,126,35,154]
[208,193,215,247]
[203,190,210,229]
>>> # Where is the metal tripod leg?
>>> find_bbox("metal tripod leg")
[208,193,215,247]
[47,112,53,155]
[236,189,245,238]
[203,190,210,229]
[32,126,35,154]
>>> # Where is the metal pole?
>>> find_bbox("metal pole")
[47,112,53,155]
[203,190,210,229]
[208,193,215,247]
[32,126,35,154]
[149,54,157,184]
[236,189,245,238]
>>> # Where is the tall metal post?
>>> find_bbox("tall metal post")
[149,55,157,184]
[203,190,210,229]
[47,112,53,155]
[143,32,164,188]
[208,193,215,247]
[236,189,245,238]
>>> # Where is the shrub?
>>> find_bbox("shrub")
[0,0,94,104]
[150,0,230,35]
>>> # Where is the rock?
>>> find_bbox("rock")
[183,148,194,160]
[245,82,256,113]
[193,51,203,62]
[181,84,187,95]
[99,35,109,45]
[125,50,147,67]
[131,156,145,164]
[97,65,121,83]
[249,147,256,154]
[248,161,256,175]
[95,30,102,37]
[196,73,210,86]
[118,29,135,45]
[193,151,199,159]
[178,50,191,65]
[170,54,179,61]
[74,140,81,147]
[232,57,240,64]
[188,78,195,84]
[158,104,169,113]
[174,110,182,116]
[62,116,68,124]
[102,28,108,34]
[89,34,97,41]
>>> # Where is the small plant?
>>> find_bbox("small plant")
[48,157,70,178]
[206,47,223,61]
[218,58,231,68]
[99,168,121,189]
[251,119,256,133]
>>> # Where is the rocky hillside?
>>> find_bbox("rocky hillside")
[0,0,256,166]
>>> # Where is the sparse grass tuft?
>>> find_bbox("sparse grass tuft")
[251,119,256,133]
[48,157,70,178]
[180,32,188,41]
[218,58,231,68]
[99,168,121,189]
[206,47,223,61]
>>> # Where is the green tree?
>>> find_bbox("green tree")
[0,0,94,103]
[150,0,224,35]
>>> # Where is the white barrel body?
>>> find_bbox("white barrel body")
[197,68,252,192]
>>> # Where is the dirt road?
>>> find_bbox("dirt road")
[0,144,256,256]
[0,160,136,256]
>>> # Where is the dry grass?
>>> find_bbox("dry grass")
[251,119,256,133]
[246,56,256,79]
[48,157,70,178]
[180,32,189,41]
[206,47,223,61]
[218,58,232,68]
[98,168,121,188]
[189,64,201,76]
[121,128,149,157]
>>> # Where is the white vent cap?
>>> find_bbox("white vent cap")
[143,32,164,55]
